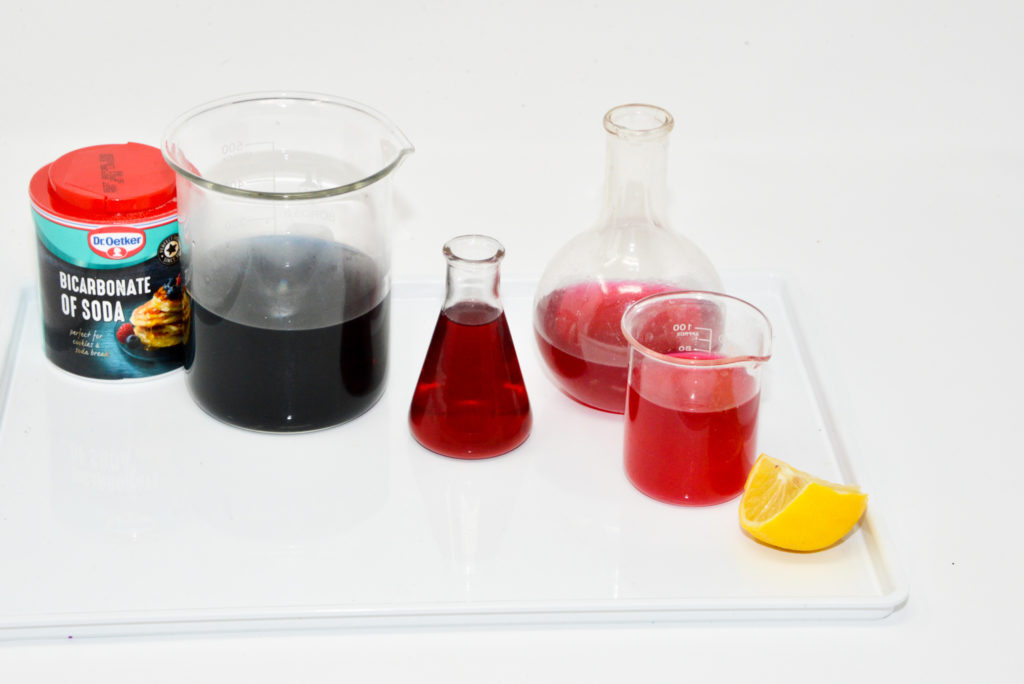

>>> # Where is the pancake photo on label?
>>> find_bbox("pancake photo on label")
[117,276,188,361]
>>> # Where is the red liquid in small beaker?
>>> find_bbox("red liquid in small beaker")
[410,302,532,459]
[624,359,760,506]
[534,280,677,413]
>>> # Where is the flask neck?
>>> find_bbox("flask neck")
[442,235,505,321]
[599,104,673,228]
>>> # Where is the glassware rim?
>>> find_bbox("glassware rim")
[443,234,506,264]
[620,290,773,366]
[603,103,674,139]
[161,90,414,201]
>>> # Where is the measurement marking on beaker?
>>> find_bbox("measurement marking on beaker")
[220,141,275,158]
[243,141,275,153]
[676,327,713,353]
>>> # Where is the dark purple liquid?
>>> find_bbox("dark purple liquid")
[185,237,389,432]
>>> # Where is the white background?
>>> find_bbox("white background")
[0,0,1020,680]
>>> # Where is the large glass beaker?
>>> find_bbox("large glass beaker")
[162,92,413,432]
[533,104,722,414]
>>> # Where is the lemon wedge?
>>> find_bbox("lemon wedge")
[739,454,868,552]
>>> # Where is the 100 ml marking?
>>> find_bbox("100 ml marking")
[674,326,713,353]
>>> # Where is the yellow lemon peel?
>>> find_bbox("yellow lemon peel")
[739,454,868,552]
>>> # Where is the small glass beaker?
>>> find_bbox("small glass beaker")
[162,92,413,432]
[409,235,532,459]
[621,292,772,506]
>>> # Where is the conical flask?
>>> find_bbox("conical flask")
[533,104,722,414]
[410,235,532,459]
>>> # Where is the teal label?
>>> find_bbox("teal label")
[32,208,180,269]
[32,208,184,380]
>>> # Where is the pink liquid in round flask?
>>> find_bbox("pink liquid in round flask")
[534,104,722,413]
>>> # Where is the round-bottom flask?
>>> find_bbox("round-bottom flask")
[533,104,722,413]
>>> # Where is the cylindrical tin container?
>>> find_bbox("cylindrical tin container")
[30,142,184,380]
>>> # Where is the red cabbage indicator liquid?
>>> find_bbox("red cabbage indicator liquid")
[534,280,677,413]
[410,301,531,459]
[185,236,389,432]
[624,353,760,506]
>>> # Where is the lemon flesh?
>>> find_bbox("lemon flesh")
[739,454,868,552]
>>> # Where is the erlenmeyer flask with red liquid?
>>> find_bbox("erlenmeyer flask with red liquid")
[533,104,722,413]
[409,235,532,459]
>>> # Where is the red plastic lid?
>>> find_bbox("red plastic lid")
[30,142,176,222]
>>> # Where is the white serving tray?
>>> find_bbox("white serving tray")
[0,272,907,639]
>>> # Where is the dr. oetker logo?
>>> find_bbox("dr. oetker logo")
[87,227,146,260]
